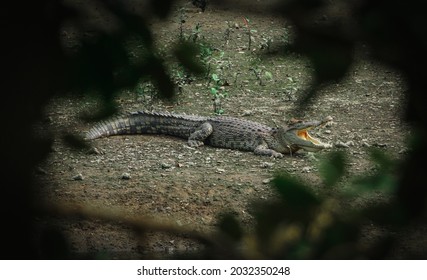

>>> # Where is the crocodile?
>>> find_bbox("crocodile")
[85,111,333,157]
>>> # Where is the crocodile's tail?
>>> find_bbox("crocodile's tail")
[85,114,136,140]
[85,111,204,140]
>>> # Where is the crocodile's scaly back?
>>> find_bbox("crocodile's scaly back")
[200,115,273,151]
[86,111,207,140]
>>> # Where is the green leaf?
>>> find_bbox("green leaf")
[264,71,273,80]
[218,213,243,241]
[272,174,320,209]
[369,148,394,172]
[211,73,220,82]
[319,151,347,187]
[174,42,205,75]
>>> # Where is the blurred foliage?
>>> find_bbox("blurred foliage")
[2,0,426,259]
[198,150,415,259]
[319,151,347,187]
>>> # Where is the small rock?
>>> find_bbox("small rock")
[373,143,387,148]
[161,162,172,169]
[88,147,102,155]
[121,172,131,180]
[398,148,409,154]
[216,168,225,174]
[72,173,84,181]
[305,153,318,162]
[335,141,350,148]
[362,141,371,147]
[261,162,274,168]
[262,178,272,184]
[241,110,253,116]
[302,166,312,173]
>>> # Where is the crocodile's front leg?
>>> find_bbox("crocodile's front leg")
[188,122,213,147]
[254,143,284,158]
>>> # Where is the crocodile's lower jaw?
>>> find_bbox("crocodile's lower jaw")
[301,143,332,152]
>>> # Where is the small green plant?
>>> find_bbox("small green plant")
[281,27,292,45]
[242,16,256,51]
[250,67,264,86]
[135,81,157,106]
[209,73,228,115]
[178,8,187,41]
[172,66,193,93]
[283,76,299,100]
[260,36,273,53]
[222,21,234,47]
[249,67,272,86]
[189,23,202,43]
[199,43,213,62]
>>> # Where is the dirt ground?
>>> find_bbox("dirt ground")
[34,0,424,259]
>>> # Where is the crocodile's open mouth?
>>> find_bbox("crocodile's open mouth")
[297,129,322,145]
[294,128,328,152]
[291,116,333,152]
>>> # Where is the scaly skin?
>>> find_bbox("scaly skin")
[86,111,333,157]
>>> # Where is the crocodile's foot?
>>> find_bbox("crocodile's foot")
[188,140,205,148]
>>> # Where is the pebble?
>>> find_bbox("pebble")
[161,163,172,169]
[398,148,408,154]
[72,173,84,180]
[261,162,274,168]
[373,143,387,148]
[241,110,253,116]
[305,153,318,162]
[88,147,102,155]
[262,178,272,184]
[335,141,353,148]
[302,166,312,173]
[121,172,131,180]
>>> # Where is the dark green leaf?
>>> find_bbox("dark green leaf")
[174,42,206,75]
[272,174,320,209]
[319,151,347,187]
[218,213,243,242]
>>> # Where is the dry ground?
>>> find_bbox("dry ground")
[34,0,423,259]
